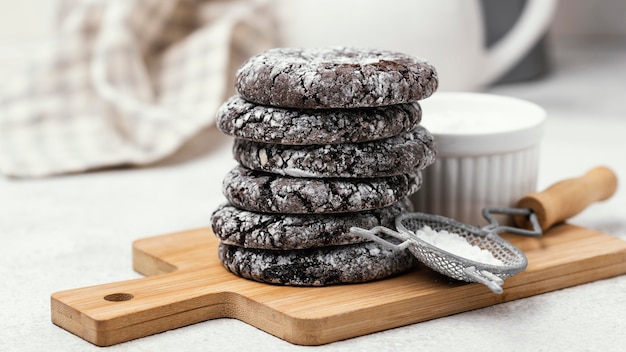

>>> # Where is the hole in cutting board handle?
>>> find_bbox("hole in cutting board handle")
[103,293,134,302]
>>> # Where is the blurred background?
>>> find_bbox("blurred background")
[1,0,625,83]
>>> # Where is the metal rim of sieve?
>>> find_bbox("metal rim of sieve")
[350,208,542,294]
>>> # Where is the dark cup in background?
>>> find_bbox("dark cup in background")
[482,0,551,84]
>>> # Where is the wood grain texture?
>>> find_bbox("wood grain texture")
[516,166,618,230]
[51,224,626,346]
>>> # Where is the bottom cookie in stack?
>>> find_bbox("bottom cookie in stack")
[218,240,415,286]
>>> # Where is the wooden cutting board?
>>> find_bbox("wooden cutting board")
[51,223,626,347]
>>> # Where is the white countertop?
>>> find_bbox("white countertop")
[2,38,626,351]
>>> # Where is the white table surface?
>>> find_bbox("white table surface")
[2,38,626,352]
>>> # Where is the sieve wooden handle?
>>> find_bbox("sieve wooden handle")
[515,166,618,230]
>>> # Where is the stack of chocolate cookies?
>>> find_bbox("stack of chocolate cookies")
[211,47,438,286]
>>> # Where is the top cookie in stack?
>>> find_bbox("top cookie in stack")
[212,47,438,286]
[235,47,437,109]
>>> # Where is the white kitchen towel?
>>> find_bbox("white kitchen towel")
[0,0,275,178]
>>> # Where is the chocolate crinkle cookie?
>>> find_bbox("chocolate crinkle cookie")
[235,47,438,109]
[232,125,437,178]
[218,240,417,286]
[222,166,422,214]
[216,95,422,145]
[210,198,412,250]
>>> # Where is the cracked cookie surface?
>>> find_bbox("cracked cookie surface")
[233,126,436,178]
[211,198,412,250]
[222,166,422,214]
[218,240,416,286]
[235,47,438,109]
[216,95,422,145]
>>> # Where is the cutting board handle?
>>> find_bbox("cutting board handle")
[516,166,618,230]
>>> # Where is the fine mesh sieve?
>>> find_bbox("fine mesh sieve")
[350,208,542,294]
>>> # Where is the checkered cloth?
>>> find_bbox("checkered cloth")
[0,0,275,178]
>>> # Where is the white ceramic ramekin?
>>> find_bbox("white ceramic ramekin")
[410,92,547,226]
